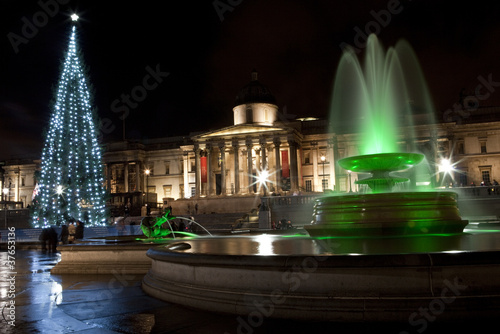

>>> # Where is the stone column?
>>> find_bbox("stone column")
[106,164,112,192]
[273,137,281,192]
[260,137,267,170]
[232,140,240,195]
[328,139,336,191]
[246,139,253,194]
[331,137,340,192]
[255,147,261,172]
[124,162,129,193]
[288,139,299,192]
[430,130,438,188]
[406,132,417,190]
[219,142,226,195]
[14,168,19,202]
[312,141,319,191]
[206,143,213,196]
[183,152,189,198]
[194,144,201,197]
[136,163,142,192]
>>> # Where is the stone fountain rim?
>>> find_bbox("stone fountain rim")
[146,237,500,268]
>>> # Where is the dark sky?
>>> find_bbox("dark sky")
[2,0,500,160]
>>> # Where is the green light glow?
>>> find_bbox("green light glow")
[330,34,435,156]
[338,153,424,192]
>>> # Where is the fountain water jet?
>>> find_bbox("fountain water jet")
[304,34,468,237]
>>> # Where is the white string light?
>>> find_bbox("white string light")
[32,21,107,227]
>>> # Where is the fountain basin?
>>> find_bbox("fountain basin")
[338,153,424,173]
[305,191,468,237]
[142,232,500,322]
[338,153,425,192]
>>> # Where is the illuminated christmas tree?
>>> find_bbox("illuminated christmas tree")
[32,15,107,227]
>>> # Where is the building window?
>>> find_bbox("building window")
[304,151,310,164]
[305,179,312,192]
[482,170,491,185]
[322,178,328,191]
[191,160,195,172]
[458,172,467,187]
[480,141,487,153]
[165,161,170,175]
[163,185,172,197]
[457,142,464,155]
[191,187,196,197]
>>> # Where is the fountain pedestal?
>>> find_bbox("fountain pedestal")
[305,191,468,237]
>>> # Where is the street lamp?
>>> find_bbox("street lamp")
[348,170,353,193]
[2,187,8,228]
[256,168,269,196]
[7,179,12,201]
[438,158,454,187]
[320,155,326,191]
[145,169,150,215]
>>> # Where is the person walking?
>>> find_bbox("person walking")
[68,221,76,243]
[60,224,69,245]
[39,228,48,251]
[47,226,58,252]
[75,221,84,240]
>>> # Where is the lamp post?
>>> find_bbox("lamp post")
[7,179,12,202]
[348,170,353,193]
[320,155,326,191]
[2,187,7,202]
[438,158,454,187]
[2,187,8,229]
[145,169,150,215]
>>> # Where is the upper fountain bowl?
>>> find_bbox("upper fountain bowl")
[338,152,424,173]
[338,152,425,193]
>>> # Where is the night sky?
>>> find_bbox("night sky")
[1,0,500,160]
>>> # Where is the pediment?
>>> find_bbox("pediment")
[193,124,288,140]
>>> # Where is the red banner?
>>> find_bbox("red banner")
[281,150,289,178]
[200,156,207,183]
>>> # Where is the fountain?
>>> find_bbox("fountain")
[142,35,500,323]
[304,34,468,237]
[140,210,213,238]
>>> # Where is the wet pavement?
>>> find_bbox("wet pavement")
[0,249,496,334]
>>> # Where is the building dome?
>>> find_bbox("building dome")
[233,70,279,126]
[234,70,276,107]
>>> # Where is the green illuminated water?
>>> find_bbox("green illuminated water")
[330,34,435,156]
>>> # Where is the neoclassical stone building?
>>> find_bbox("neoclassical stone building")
[3,71,500,215]
[102,71,337,213]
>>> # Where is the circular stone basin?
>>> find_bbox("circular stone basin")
[142,229,500,322]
